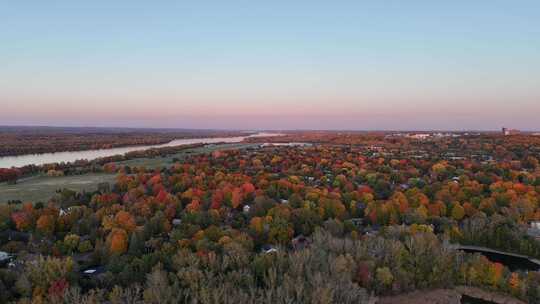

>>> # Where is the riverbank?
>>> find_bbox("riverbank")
[0,127,249,158]
[453,244,540,272]
[0,132,280,168]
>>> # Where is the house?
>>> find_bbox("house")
[5,253,38,273]
[81,266,107,276]
[243,205,251,214]
[261,244,278,254]
[172,218,182,226]
[0,251,13,267]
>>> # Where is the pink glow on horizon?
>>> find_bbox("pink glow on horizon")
[2,102,539,131]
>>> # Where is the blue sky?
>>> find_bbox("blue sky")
[1,1,539,130]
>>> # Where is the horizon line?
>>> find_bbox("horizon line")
[1,124,538,133]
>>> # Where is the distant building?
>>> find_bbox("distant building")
[502,127,520,136]
[408,133,431,140]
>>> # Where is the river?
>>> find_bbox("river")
[457,246,540,272]
[0,132,282,168]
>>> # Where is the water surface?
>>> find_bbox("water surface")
[459,247,540,272]
[0,132,281,168]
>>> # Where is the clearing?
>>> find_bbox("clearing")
[0,173,116,203]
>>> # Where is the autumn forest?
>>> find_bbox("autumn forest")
[0,131,540,303]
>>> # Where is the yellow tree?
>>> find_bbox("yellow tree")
[451,203,465,221]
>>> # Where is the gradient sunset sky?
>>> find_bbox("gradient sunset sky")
[1,1,539,130]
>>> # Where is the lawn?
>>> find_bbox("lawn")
[0,173,116,203]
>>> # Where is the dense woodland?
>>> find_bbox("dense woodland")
[1,132,540,303]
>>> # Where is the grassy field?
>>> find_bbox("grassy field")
[0,173,116,203]
[0,143,257,203]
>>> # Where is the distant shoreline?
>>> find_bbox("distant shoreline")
[0,129,250,158]
[0,132,281,168]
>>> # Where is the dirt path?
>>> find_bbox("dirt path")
[377,286,526,304]
[377,289,461,304]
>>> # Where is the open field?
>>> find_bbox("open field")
[0,173,116,203]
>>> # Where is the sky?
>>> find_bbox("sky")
[1,1,539,131]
